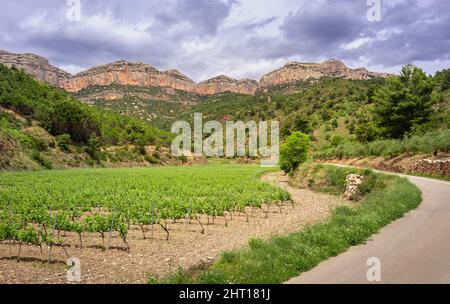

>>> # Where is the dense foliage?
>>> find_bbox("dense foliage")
[314,129,450,159]
[0,64,172,147]
[372,65,438,139]
[279,132,310,173]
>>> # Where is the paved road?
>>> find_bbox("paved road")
[286,169,450,284]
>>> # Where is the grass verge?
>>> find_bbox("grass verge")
[155,164,422,284]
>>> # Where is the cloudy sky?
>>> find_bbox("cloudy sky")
[0,0,448,82]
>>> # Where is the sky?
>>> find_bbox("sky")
[0,0,449,82]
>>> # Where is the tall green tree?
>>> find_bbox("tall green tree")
[373,65,437,138]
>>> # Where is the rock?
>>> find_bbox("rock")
[0,50,71,87]
[412,159,450,177]
[259,59,390,89]
[196,75,258,95]
[62,60,197,93]
[0,50,390,97]
[344,174,364,200]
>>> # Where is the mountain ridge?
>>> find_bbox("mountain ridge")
[0,50,390,96]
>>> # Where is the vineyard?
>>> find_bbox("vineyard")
[0,165,290,262]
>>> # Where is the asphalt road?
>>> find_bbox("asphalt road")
[286,170,450,284]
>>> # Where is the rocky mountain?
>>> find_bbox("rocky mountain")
[259,59,390,89]
[0,50,389,96]
[63,61,198,93]
[0,50,71,87]
[197,75,258,95]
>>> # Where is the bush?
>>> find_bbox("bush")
[85,133,101,159]
[30,151,52,169]
[314,129,450,159]
[56,134,71,152]
[279,132,310,174]
[33,137,48,152]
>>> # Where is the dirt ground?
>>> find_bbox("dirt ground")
[0,172,346,284]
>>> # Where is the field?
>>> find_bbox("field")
[0,165,289,258]
[0,164,348,283]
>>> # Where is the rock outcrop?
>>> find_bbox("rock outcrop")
[0,50,71,87]
[62,61,198,93]
[259,59,389,89]
[0,51,390,96]
[412,159,450,177]
[344,174,364,200]
[196,75,258,95]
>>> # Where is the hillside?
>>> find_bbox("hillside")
[0,64,179,170]
[179,78,385,147]
[1,50,448,164]
[0,50,393,133]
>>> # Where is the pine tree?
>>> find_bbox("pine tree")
[373,65,437,138]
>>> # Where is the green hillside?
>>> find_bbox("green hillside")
[179,78,385,149]
[74,84,201,130]
[0,64,175,170]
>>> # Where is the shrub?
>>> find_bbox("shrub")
[30,151,52,169]
[279,132,310,174]
[33,137,48,152]
[56,134,71,152]
[314,129,450,159]
[85,133,101,159]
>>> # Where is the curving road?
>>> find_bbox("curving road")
[286,168,450,284]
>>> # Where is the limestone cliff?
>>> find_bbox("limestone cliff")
[259,59,389,88]
[0,51,390,97]
[196,75,258,95]
[0,50,71,87]
[62,61,198,93]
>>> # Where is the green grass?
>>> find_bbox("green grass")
[157,164,422,284]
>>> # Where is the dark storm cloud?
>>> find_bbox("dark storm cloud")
[273,0,450,67]
[0,0,234,75]
[280,1,366,55]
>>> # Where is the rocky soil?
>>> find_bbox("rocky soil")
[0,172,346,284]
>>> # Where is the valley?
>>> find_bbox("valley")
[0,49,448,285]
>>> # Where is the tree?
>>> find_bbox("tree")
[281,114,312,137]
[354,109,379,143]
[85,133,101,159]
[373,65,437,138]
[435,69,450,91]
[279,131,310,174]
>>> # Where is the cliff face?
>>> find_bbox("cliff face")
[0,51,390,96]
[196,75,258,95]
[259,59,389,89]
[64,64,258,95]
[62,61,198,93]
[0,50,71,87]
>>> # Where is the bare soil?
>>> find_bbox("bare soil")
[0,172,346,284]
